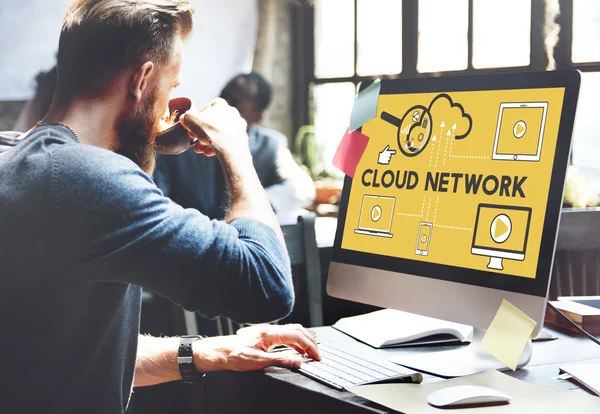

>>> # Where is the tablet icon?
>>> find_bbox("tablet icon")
[492,102,547,161]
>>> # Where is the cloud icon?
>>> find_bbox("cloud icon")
[428,94,472,140]
[380,93,473,158]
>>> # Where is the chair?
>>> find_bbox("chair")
[281,212,324,327]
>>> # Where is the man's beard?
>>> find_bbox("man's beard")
[116,90,159,175]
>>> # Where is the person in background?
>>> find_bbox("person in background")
[12,65,57,132]
[154,72,316,225]
[0,1,319,413]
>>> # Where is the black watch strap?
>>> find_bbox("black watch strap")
[178,335,206,383]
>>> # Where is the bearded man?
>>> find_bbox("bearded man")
[0,1,318,413]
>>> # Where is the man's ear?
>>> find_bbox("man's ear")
[129,61,154,102]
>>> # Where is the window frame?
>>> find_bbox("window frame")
[292,0,598,160]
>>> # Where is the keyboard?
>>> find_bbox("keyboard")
[298,343,423,391]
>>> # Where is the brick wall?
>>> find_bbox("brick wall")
[253,0,293,144]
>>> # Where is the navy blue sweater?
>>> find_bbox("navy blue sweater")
[153,124,285,220]
[0,126,293,413]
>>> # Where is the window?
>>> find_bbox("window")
[356,0,403,76]
[314,0,354,78]
[568,0,600,169]
[472,0,531,69]
[572,0,600,63]
[572,72,600,168]
[418,0,468,73]
[312,0,403,175]
[299,0,600,176]
[311,83,356,173]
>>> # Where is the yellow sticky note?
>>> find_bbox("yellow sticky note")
[481,299,537,370]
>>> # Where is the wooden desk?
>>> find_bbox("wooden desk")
[203,326,600,414]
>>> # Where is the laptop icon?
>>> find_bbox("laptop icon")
[354,195,395,238]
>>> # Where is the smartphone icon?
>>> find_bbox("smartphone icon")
[415,222,433,256]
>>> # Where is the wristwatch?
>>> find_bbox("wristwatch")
[178,335,206,383]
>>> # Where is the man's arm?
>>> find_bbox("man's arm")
[134,335,180,387]
[134,325,320,387]
[51,98,294,323]
[180,99,283,242]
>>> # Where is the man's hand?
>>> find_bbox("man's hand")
[193,324,321,373]
[180,98,249,158]
[180,97,284,240]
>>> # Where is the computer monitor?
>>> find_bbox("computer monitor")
[327,70,580,376]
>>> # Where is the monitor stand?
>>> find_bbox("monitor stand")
[487,257,504,270]
[390,327,532,378]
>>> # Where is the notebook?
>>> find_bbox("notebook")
[558,296,600,310]
[332,309,473,349]
[559,363,600,396]
[546,300,600,334]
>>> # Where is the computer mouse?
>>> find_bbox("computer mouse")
[428,385,511,408]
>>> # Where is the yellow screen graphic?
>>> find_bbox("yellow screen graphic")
[341,88,565,278]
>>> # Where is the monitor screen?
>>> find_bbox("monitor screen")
[332,71,579,298]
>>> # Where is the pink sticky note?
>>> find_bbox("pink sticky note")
[333,129,370,178]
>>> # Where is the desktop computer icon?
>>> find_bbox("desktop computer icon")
[471,204,532,271]
[354,195,395,238]
[327,70,580,378]
[492,102,548,161]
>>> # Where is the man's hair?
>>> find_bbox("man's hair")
[56,0,194,100]
[246,72,272,112]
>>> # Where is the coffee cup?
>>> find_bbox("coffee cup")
[155,97,196,155]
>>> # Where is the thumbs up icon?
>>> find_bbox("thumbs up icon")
[378,145,397,165]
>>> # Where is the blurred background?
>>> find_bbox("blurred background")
[0,0,257,127]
